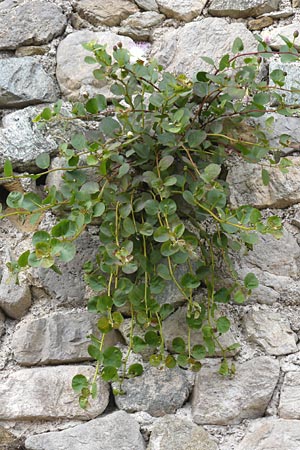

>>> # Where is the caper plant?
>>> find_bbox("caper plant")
[1,33,299,408]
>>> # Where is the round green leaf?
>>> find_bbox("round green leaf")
[35,152,50,169]
[172,337,186,353]
[216,316,231,334]
[72,374,89,393]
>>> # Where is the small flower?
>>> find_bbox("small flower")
[128,42,151,63]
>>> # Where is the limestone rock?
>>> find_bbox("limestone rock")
[261,24,300,50]
[74,0,139,27]
[293,0,300,6]
[279,372,300,419]
[0,106,57,172]
[25,411,145,450]
[269,60,300,105]
[15,45,49,57]
[114,365,193,416]
[162,306,239,357]
[237,419,300,450]
[227,157,300,209]
[135,0,159,11]
[56,30,138,101]
[148,415,218,450]
[243,309,297,355]
[0,0,66,50]
[0,426,23,450]
[208,0,280,18]
[156,0,207,22]
[151,18,257,77]
[119,12,165,41]
[0,57,57,108]
[0,310,5,336]
[0,267,31,319]
[37,232,99,303]
[248,16,273,30]
[192,356,280,424]
[255,113,300,153]
[0,366,109,420]
[11,311,121,366]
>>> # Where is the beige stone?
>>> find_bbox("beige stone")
[75,0,138,26]
[248,16,273,30]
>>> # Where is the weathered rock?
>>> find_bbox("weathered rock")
[15,45,49,56]
[293,0,300,6]
[37,232,99,303]
[269,60,300,105]
[0,106,57,172]
[260,8,294,18]
[162,306,239,357]
[11,311,121,366]
[114,365,193,416]
[0,267,31,319]
[74,0,139,27]
[148,415,218,450]
[0,310,5,336]
[56,30,138,101]
[243,309,297,355]
[192,356,280,424]
[0,366,109,420]
[0,57,57,108]
[119,12,165,41]
[227,157,300,209]
[25,411,145,450]
[0,0,66,50]
[208,0,280,18]
[135,0,159,11]
[261,24,300,50]
[255,113,300,153]
[156,0,207,22]
[248,16,273,30]
[237,419,300,450]
[279,372,300,419]
[151,18,257,77]
[0,426,23,450]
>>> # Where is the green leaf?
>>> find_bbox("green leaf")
[72,374,89,393]
[200,56,215,66]
[158,155,174,171]
[88,345,102,361]
[165,355,176,368]
[234,290,246,304]
[51,241,76,262]
[201,164,221,183]
[100,117,121,137]
[153,227,170,243]
[159,199,177,216]
[216,316,231,334]
[244,272,259,290]
[262,168,270,186]
[71,134,87,151]
[172,337,186,353]
[232,37,244,54]
[17,250,30,268]
[128,363,143,377]
[187,130,207,148]
[270,69,286,87]
[144,330,161,347]
[181,273,200,289]
[80,181,99,194]
[4,159,13,177]
[101,366,118,382]
[103,346,122,368]
[191,345,206,360]
[132,336,147,353]
[149,92,164,107]
[97,317,113,334]
[159,303,174,320]
[35,152,50,169]
[85,94,107,114]
[93,202,105,217]
[6,191,23,209]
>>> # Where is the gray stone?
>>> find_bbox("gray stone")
[192,356,280,424]
[243,309,297,355]
[293,0,300,6]
[37,232,99,303]
[156,0,207,22]
[255,113,300,153]
[261,24,300,50]
[0,0,66,50]
[25,411,145,450]
[0,426,23,450]
[279,372,300,419]
[114,365,193,416]
[148,415,218,450]
[75,0,139,27]
[208,0,280,18]
[0,365,109,420]
[11,311,121,366]
[0,310,4,336]
[151,18,257,78]
[15,45,49,57]
[0,106,57,172]
[0,57,57,108]
[162,306,239,357]
[269,60,300,105]
[237,419,300,450]
[227,157,300,209]
[56,30,138,101]
[0,267,31,319]
[135,0,159,11]
[119,12,165,41]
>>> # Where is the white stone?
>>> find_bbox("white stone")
[74,0,139,27]
[156,0,207,22]
[261,24,300,50]
[0,267,31,319]
[208,0,280,18]
[269,60,300,105]
[279,371,300,419]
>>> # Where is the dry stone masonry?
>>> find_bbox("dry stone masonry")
[1,1,300,449]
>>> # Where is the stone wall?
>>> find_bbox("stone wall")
[1,1,300,449]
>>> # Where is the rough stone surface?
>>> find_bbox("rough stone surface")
[208,0,280,18]
[0,267,31,319]
[162,306,239,357]
[0,426,23,450]
[156,0,207,22]
[119,12,165,41]
[192,357,280,425]
[15,45,49,57]
[114,365,193,416]
[25,411,145,450]
[151,18,257,77]
[0,310,5,337]
[261,24,300,50]
[0,0,66,50]
[293,0,300,6]
[248,16,273,30]
[227,157,300,209]
[75,0,139,27]
[269,60,300,105]
[56,30,137,101]
[11,311,121,366]
[243,309,298,355]
[148,415,218,450]
[135,0,159,11]
[0,106,57,172]
[0,57,57,108]
[237,419,300,450]
[255,113,300,152]
[0,366,109,420]
[279,372,300,419]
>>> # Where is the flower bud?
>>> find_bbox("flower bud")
[113,45,117,52]
[117,41,123,48]
[294,30,299,38]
